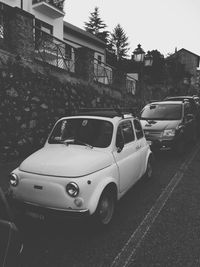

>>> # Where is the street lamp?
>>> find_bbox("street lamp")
[133,44,153,106]
[133,44,153,67]
[133,44,145,63]
[144,51,153,67]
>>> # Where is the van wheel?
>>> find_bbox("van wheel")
[145,156,154,179]
[95,189,115,226]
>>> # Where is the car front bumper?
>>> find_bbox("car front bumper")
[8,197,90,220]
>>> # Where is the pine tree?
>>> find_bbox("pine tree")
[109,24,129,60]
[84,7,108,43]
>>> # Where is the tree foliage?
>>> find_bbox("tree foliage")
[145,50,165,83]
[109,24,129,61]
[84,7,109,43]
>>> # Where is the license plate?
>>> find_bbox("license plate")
[26,211,45,220]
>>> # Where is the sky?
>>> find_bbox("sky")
[64,0,200,58]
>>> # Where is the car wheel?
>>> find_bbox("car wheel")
[95,189,115,226]
[145,156,154,179]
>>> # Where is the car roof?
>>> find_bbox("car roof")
[58,109,138,123]
[73,108,137,119]
[165,96,194,100]
[147,100,183,105]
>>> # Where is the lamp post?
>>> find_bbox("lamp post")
[133,44,153,106]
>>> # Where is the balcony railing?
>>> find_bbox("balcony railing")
[34,27,75,72]
[93,60,113,85]
[32,0,64,12]
[93,59,137,94]
[126,75,137,95]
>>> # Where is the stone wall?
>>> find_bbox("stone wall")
[0,56,122,162]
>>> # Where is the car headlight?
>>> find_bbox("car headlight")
[163,129,176,137]
[9,173,19,186]
[66,182,79,197]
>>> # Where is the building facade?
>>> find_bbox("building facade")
[0,0,136,92]
[176,48,200,88]
[1,0,64,39]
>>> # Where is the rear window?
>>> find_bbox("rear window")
[141,103,182,120]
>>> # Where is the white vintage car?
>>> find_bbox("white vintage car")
[8,110,153,226]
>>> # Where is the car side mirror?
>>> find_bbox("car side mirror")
[186,114,194,121]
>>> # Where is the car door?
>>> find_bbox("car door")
[113,120,142,193]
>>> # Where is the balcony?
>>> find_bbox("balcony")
[34,27,75,72]
[32,0,65,18]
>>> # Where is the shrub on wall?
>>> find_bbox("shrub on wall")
[0,60,121,162]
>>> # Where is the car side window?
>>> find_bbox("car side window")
[116,120,135,145]
[133,119,144,139]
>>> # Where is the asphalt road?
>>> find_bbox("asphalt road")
[0,142,199,267]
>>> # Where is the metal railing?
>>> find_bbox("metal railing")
[0,13,4,39]
[34,27,76,72]
[126,75,137,95]
[32,0,64,12]
[93,59,137,94]
[93,59,113,85]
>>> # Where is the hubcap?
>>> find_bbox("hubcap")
[99,194,114,224]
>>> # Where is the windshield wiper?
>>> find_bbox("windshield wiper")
[63,139,93,149]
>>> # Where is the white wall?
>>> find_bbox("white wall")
[64,31,105,58]
[1,0,64,40]
[1,0,21,8]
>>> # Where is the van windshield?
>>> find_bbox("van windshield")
[141,104,182,120]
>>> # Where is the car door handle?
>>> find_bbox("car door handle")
[136,145,141,150]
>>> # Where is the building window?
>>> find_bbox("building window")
[0,13,4,39]
[35,19,53,35]
[65,44,72,59]
[97,55,102,64]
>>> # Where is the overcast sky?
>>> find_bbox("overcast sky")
[64,0,200,58]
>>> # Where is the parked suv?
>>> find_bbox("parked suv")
[140,101,197,153]
[8,110,153,226]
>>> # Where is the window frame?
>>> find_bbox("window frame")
[133,119,144,140]
[116,120,135,145]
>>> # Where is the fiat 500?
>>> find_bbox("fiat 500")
[8,111,153,226]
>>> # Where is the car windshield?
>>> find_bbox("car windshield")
[48,118,113,148]
[141,103,182,120]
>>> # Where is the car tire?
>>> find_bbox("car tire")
[95,189,115,226]
[145,156,154,179]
